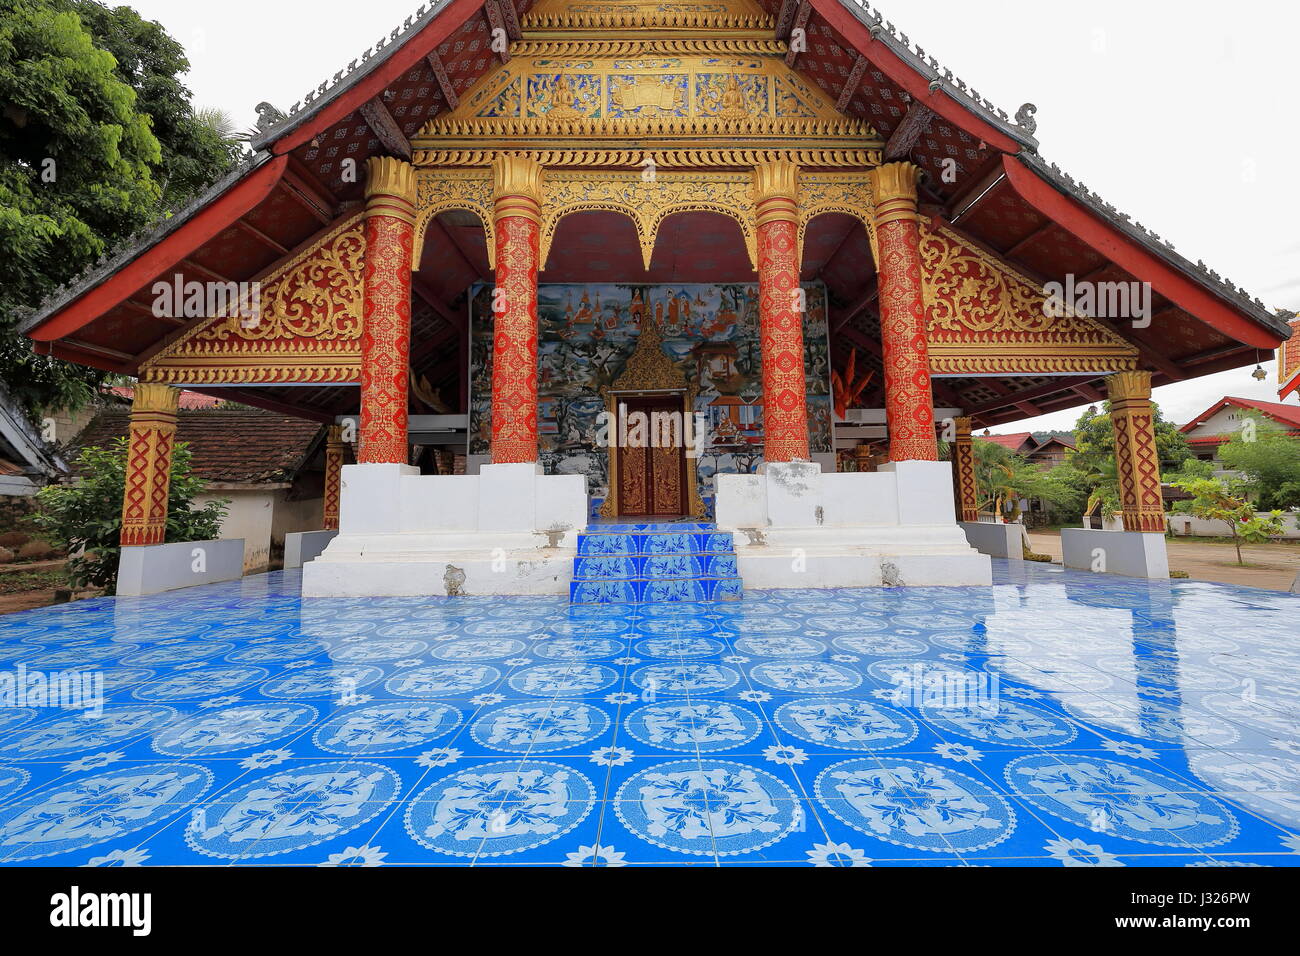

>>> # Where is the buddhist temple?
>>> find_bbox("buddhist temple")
[19,0,1294,597]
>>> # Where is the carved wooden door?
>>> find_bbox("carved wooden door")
[617,396,687,517]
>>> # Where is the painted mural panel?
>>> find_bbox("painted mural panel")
[469,283,832,508]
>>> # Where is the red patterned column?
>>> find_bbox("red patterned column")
[951,417,980,522]
[120,384,179,547]
[1106,371,1167,532]
[359,157,416,464]
[754,160,810,462]
[490,155,543,464]
[869,161,938,462]
[322,425,344,530]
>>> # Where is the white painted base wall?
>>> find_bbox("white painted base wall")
[715,460,991,588]
[284,530,337,570]
[1061,528,1170,580]
[961,521,1026,560]
[301,463,588,597]
[1169,513,1300,539]
[117,539,245,597]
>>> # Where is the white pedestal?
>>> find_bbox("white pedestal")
[715,460,991,589]
[960,521,1026,560]
[284,530,337,570]
[117,539,246,596]
[302,463,588,597]
[1061,528,1170,580]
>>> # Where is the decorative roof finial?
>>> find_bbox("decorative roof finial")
[1015,103,1038,135]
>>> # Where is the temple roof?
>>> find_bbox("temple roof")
[19,0,1295,428]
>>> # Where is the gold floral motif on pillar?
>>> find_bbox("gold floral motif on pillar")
[359,157,417,465]
[490,156,544,464]
[753,159,810,462]
[869,161,938,462]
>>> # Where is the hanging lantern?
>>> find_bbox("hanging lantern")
[1253,365,1268,381]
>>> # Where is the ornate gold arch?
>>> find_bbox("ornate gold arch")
[540,171,758,271]
[411,169,496,269]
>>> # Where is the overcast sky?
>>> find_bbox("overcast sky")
[120,0,1299,431]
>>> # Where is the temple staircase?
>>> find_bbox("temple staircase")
[569,522,744,605]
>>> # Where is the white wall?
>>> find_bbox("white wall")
[1168,512,1300,539]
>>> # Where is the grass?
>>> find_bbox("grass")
[0,567,67,595]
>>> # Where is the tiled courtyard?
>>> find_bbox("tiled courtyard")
[0,560,1297,867]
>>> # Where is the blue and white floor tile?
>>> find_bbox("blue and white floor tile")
[0,561,1298,866]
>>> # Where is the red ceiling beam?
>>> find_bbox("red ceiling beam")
[427,51,459,111]
[359,96,413,160]
[883,101,935,161]
[835,55,869,113]
[785,3,812,67]
[26,155,289,343]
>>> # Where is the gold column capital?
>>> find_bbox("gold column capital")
[869,161,921,227]
[492,155,544,225]
[326,424,345,448]
[365,157,417,203]
[753,160,800,228]
[1105,370,1153,402]
[365,157,417,226]
[131,383,180,415]
[952,416,973,438]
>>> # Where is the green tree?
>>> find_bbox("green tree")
[1069,402,1191,475]
[0,0,236,415]
[33,437,227,593]
[1215,412,1300,510]
[972,440,1075,522]
[1169,473,1285,566]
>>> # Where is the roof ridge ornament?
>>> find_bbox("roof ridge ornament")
[1014,103,1037,136]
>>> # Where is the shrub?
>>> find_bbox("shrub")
[34,438,227,593]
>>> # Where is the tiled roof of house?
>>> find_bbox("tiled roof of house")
[1180,396,1300,435]
[978,432,1035,453]
[74,409,326,483]
[105,387,226,411]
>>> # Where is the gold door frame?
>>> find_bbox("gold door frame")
[603,388,704,519]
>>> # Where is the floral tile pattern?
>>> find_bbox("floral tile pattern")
[0,561,1297,867]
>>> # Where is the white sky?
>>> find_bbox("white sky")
[121,0,1299,431]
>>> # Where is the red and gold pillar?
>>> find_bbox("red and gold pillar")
[869,161,938,462]
[951,416,979,522]
[120,384,180,547]
[489,155,543,464]
[1107,371,1167,532]
[323,425,344,531]
[754,159,810,462]
[359,156,417,464]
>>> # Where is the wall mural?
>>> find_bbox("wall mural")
[469,283,832,509]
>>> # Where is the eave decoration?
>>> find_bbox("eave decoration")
[920,220,1140,375]
[140,214,366,386]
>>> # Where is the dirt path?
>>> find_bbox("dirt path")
[1028,530,1300,592]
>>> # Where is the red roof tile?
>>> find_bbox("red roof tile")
[978,432,1035,452]
[1181,396,1300,434]
[105,387,224,411]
